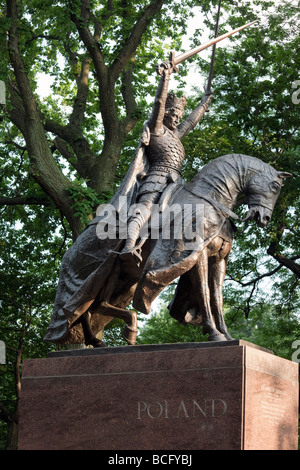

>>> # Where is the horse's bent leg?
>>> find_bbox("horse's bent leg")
[81,311,106,348]
[189,251,226,342]
[98,259,137,344]
[208,255,233,340]
[99,301,138,345]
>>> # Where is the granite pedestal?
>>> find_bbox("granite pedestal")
[18,340,299,450]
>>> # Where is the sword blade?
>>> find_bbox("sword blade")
[206,0,222,93]
[174,20,258,66]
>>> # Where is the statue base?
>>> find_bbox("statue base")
[18,340,298,450]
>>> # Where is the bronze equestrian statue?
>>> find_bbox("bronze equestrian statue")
[44,22,291,348]
[44,150,291,347]
[120,56,212,262]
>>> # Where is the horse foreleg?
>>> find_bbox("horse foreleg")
[189,251,227,342]
[99,301,138,345]
[208,254,233,341]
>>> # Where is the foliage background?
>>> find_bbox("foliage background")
[0,0,299,449]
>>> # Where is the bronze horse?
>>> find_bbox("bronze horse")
[44,154,291,347]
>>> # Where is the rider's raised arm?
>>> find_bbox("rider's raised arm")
[176,92,213,140]
[148,59,174,135]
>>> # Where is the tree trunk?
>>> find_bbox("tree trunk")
[7,0,84,240]
[5,413,18,450]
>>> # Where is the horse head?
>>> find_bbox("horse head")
[244,170,292,228]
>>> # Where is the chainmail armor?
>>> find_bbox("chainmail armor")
[137,126,185,196]
[146,127,185,171]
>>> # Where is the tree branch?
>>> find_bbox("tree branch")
[109,0,165,81]
[68,0,108,86]
[226,263,284,287]
[6,0,84,239]
[68,0,120,146]
[0,196,52,206]
[53,136,90,179]
[44,120,97,180]
[266,223,300,278]
[8,38,96,185]
[120,58,138,133]
[267,243,300,277]
[7,80,26,135]
[6,0,36,117]
[68,57,91,130]
[25,34,61,46]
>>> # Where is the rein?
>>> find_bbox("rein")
[184,187,240,221]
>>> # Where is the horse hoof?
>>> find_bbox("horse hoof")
[123,325,138,345]
[86,338,106,348]
[224,332,234,341]
[203,325,226,342]
[93,340,106,348]
[208,332,227,342]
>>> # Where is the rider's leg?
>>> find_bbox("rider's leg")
[121,192,159,254]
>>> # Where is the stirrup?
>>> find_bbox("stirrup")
[119,238,147,265]
[119,247,143,265]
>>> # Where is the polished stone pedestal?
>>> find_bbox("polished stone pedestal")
[18,340,299,450]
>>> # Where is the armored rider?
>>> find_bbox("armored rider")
[120,54,213,261]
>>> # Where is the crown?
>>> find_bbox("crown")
[165,92,187,112]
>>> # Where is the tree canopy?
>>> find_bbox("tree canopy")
[0,0,299,450]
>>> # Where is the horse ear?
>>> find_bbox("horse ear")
[278,171,293,179]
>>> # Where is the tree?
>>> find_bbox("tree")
[1,0,197,238]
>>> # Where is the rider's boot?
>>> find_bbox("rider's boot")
[120,217,143,263]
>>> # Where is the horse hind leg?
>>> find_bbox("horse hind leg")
[99,301,138,345]
[98,258,138,345]
[80,311,106,348]
[80,303,137,347]
[189,251,227,342]
[79,259,138,347]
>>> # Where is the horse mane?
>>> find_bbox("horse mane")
[187,154,277,200]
